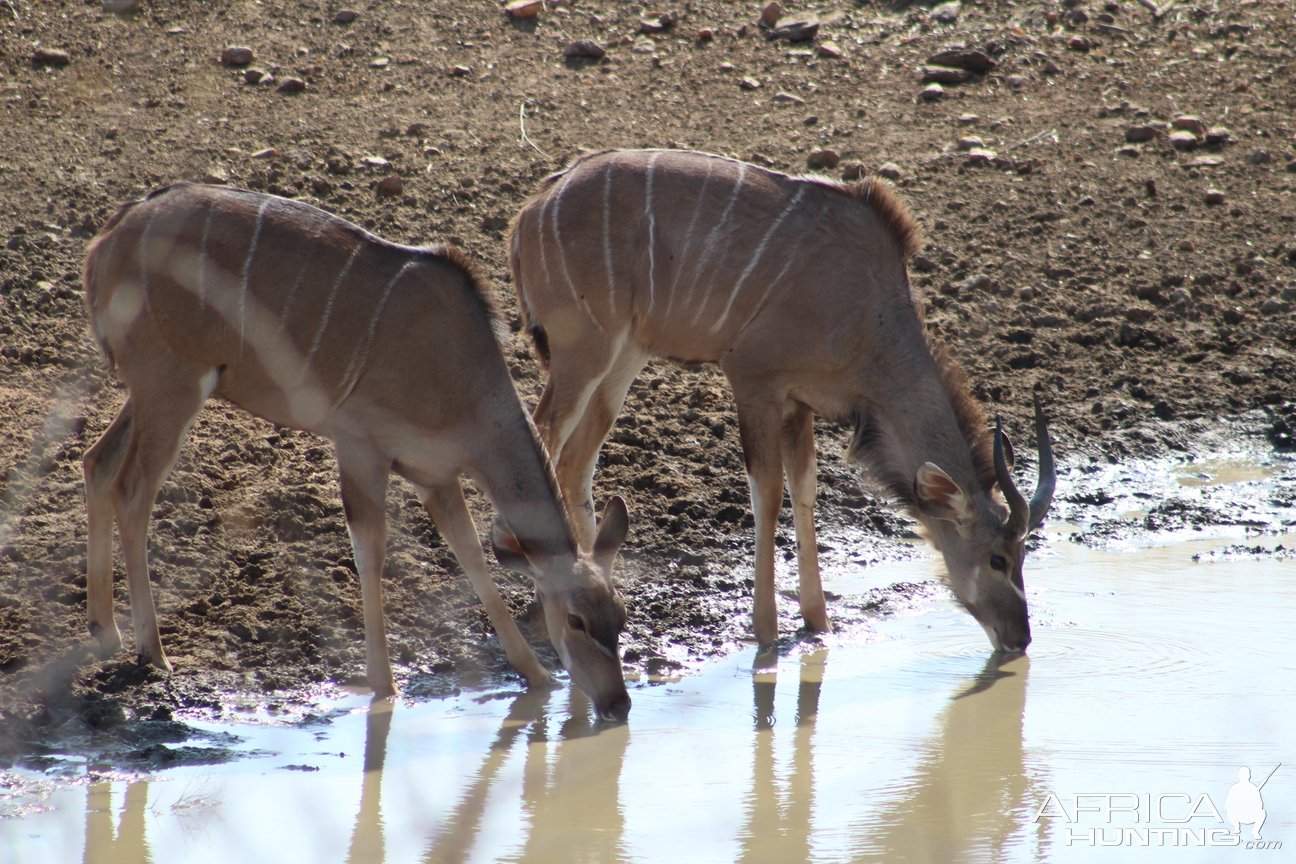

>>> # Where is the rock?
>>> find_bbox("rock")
[375,175,403,198]
[31,48,72,67]
[927,49,994,74]
[739,77,761,90]
[840,160,865,180]
[1204,127,1234,146]
[806,148,839,170]
[918,83,944,102]
[958,113,979,125]
[966,147,998,165]
[102,0,142,12]
[1188,156,1222,168]
[370,58,390,68]
[956,135,984,151]
[448,65,472,76]
[1116,145,1141,158]
[221,46,255,67]
[1247,150,1273,166]
[1171,115,1207,137]
[1168,130,1198,150]
[1203,188,1226,206]
[930,1,962,24]
[772,91,806,106]
[875,162,903,181]
[760,1,783,27]
[696,28,716,42]
[1125,125,1159,143]
[817,42,843,59]
[563,40,606,60]
[243,67,268,84]
[333,9,359,24]
[1286,159,1296,173]
[1067,35,1096,52]
[251,147,278,160]
[505,0,543,19]
[1260,298,1290,315]
[276,76,306,93]
[770,16,818,42]
[921,65,969,85]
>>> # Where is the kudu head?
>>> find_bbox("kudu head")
[493,497,632,722]
[913,399,1056,653]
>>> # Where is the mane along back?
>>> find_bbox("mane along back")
[843,177,922,262]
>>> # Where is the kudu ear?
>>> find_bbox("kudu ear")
[491,519,533,575]
[999,428,1016,472]
[914,462,977,533]
[591,495,629,574]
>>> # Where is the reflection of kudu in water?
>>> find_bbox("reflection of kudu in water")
[859,655,1034,863]
[740,650,825,864]
[421,689,629,863]
[84,780,150,864]
[81,184,631,719]
[347,700,394,864]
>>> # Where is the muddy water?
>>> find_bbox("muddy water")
[3,455,1294,863]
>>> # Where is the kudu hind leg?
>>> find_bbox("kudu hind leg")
[417,481,552,688]
[733,390,788,648]
[109,368,216,671]
[781,402,831,634]
[84,400,134,655]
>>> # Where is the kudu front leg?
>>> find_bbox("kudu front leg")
[336,444,397,698]
[734,393,787,648]
[781,401,831,634]
[417,481,552,689]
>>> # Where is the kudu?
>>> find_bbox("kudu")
[82,183,632,719]
[510,149,1055,652]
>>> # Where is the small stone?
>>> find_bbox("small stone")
[918,83,944,102]
[221,46,255,67]
[563,39,606,60]
[760,1,783,27]
[840,160,865,181]
[1260,298,1289,315]
[817,41,843,59]
[770,16,818,42]
[958,113,979,125]
[739,77,761,90]
[966,147,998,165]
[696,28,716,42]
[1177,239,1196,252]
[806,148,840,170]
[875,162,903,181]
[1203,188,1226,206]
[448,65,472,76]
[250,147,278,160]
[772,91,806,106]
[360,155,390,169]
[376,175,404,198]
[333,9,359,24]
[1125,125,1159,143]
[1204,127,1234,146]
[921,65,969,85]
[927,49,994,74]
[930,1,962,24]
[276,76,306,93]
[1005,74,1028,89]
[202,166,230,184]
[243,67,267,84]
[505,0,543,18]
[956,135,984,151]
[1188,156,1223,168]
[32,48,72,67]
[370,57,390,68]
[102,0,142,12]
[1168,130,1198,150]
[1171,115,1207,137]
[1247,149,1273,166]
[1116,145,1141,158]
[1067,35,1096,52]
[1286,159,1296,173]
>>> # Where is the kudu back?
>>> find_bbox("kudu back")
[509,149,1054,652]
[82,183,631,719]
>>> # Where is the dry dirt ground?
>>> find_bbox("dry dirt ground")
[0,0,1293,767]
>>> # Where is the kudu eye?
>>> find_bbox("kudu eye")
[566,613,587,633]
[989,554,1008,572]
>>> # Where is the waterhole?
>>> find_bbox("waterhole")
[3,449,1293,863]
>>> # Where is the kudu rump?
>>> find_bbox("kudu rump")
[82,183,632,720]
[511,149,1055,652]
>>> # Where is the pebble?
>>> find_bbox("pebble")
[1168,130,1198,150]
[221,46,255,67]
[806,148,840,170]
[930,1,962,24]
[760,1,783,27]
[840,160,865,180]
[333,9,359,24]
[696,28,715,42]
[817,42,843,59]
[770,16,818,42]
[966,147,998,165]
[1177,239,1196,252]
[772,91,805,106]
[1067,35,1096,52]
[918,83,944,102]
[876,162,903,181]
[958,113,979,125]
[1287,159,1296,173]
[956,135,983,151]
[448,65,472,76]
[1247,150,1273,166]
[32,48,72,67]
[1171,115,1206,137]
[563,40,606,60]
[361,155,390,169]
[739,77,761,90]
[921,65,969,85]
[276,77,306,93]
[1125,125,1159,143]
[102,0,142,11]
[243,67,268,84]
[927,49,994,74]
[505,0,543,18]
[1260,298,1289,315]
[1116,145,1141,158]
[375,175,404,198]
[251,147,277,160]
[1204,127,1233,146]
[1203,188,1226,206]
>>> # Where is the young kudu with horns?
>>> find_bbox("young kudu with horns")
[82,183,632,720]
[510,149,1055,653]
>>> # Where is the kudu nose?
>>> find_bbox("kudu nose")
[1000,634,1031,654]
[599,691,632,723]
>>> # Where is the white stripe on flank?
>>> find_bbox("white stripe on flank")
[734,236,801,337]
[689,161,748,326]
[644,151,662,310]
[338,259,415,403]
[710,185,807,333]
[602,163,615,318]
[239,198,272,351]
[277,220,323,331]
[547,167,604,333]
[301,241,362,382]
[664,155,716,316]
